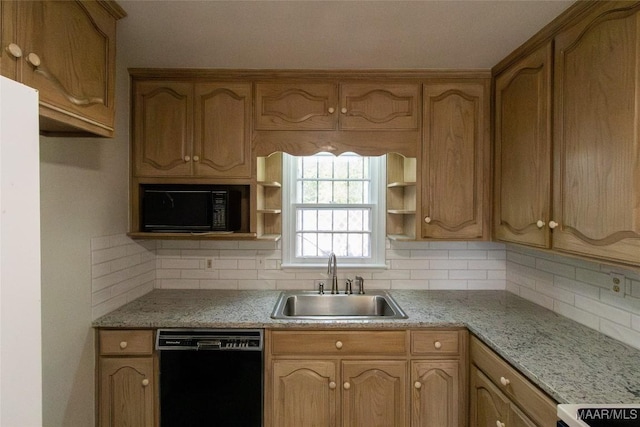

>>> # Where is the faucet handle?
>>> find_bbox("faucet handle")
[355,276,365,294]
[318,282,325,295]
[345,279,353,295]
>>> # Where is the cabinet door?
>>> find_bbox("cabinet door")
[18,1,118,134]
[494,43,552,248]
[194,82,252,178]
[469,366,509,427]
[132,81,194,177]
[340,83,420,130]
[255,83,338,130]
[99,357,154,427]
[508,404,537,427]
[422,82,489,239]
[1,0,18,79]
[342,360,407,427]
[271,360,338,427]
[553,2,640,265]
[411,361,461,427]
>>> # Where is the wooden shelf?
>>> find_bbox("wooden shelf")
[387,234,417,241]
[387,181,416,188]
[127,232,258,240]
[256,234,282,242]
[387,209,416,215]
[257,209,282,214]
[257,181,282,188]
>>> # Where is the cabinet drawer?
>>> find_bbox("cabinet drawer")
[271,330,407,355]
[470,336,557,426]
[411,330,462,355]
[99,330,154,356]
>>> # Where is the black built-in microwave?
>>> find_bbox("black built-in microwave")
[141,185,241,232]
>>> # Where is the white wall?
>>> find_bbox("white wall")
[39,33,131,427]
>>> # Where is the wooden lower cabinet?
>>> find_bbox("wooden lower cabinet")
[470,336,556,427]
[97,329,156,427]
[266,328,467,427]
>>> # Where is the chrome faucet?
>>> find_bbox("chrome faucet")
[355,276,365,294]
[327,252,338,294]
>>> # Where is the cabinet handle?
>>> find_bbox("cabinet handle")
[26,52,41,67]
[193,155,200,162]
[184,155,191,162]
[424,216,432,224]
[343,382,351,390]
[119,341,128,350]
[500,376,510,386]
[335,341,343,349]
[434,341,442,349]
[549,220,558,229]
[328,107,335,114]
[142,379,149,387]
[496,421,505,427]
[414,381,422,389]
[341,107,347,114]
[329,381,336,390]
[536,220,545,229]
[6,43,22,58]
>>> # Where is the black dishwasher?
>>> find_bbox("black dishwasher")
[156,329,263,427]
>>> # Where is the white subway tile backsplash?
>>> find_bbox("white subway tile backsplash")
[449,250,488,260]
[429,279,468,290]
[429,260,468,270]
[554,300,600,330]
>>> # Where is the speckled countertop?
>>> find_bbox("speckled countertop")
[93,289,640,405]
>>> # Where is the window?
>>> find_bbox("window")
[282,152,386,267]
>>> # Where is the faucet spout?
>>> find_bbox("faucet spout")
[327,252,338,294]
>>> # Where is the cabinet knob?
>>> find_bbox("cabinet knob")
[142,378,149,387]
[193,155,200,162]
[500,376,510,386]
[496,421,505,427]
[26,52,41,67]
[329,381,336,390]
[119,341,128,350]
[549,220,559,229]
[424,216,432,224]
[184,155,191,162]
[328,107,335,114]
[434,341,442,349]
[341,107,347,114]
[414,381,422,389]
[343,382,351,390]
[335,341,343,349]
[6,43,22,58]
[536,220,545,229]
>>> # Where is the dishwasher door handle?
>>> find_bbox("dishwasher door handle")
[197,340,223,350]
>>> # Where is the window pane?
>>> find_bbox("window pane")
[348,181,363,203]
[317,156,333,179]
[317,210,332,230]
[333,180,349,204]
[300,157,317,179]
[348,233,363,257]
[299,233,318,257]
[348,209,364,231]
[302,181,318,203]
[333,233,347,257]
[333,210,348,231]
[348,156,364,179]
[301,209,317,231]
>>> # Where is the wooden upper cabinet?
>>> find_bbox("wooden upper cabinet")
[3,0,125,137]
[553,2,640,266]
[132,79,252,179]
[194,83,252,178]
[339,83,420,131]
[133,81,194,177]
[422,82,490,240]
[255,83,338,130]
[494,43,552,248]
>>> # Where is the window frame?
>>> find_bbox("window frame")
[281,152,387,268]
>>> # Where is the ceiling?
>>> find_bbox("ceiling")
[117,0,574,70]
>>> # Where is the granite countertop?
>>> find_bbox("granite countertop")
[93,289,640,405]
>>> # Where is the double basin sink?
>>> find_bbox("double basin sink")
[271,290,408,320]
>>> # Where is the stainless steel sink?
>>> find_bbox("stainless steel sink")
[270,290,408,320]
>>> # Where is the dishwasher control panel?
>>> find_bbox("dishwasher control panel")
[156,329,263,351]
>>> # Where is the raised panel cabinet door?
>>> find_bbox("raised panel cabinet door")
[99,357,154,427]
[411,361,461,427]
[508,404,537,427]
[194,83,252,178]
[422,82,489,239]
[342,360,407,427]
[1,0,19,79]
[133,81,194,177]
[18,0,118,134]
[469,366,509,427]
[271,360,338,427]
[553,2,640,266]
[494,43,552,249]
[340,83,420,130]
[255,83,338,130]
